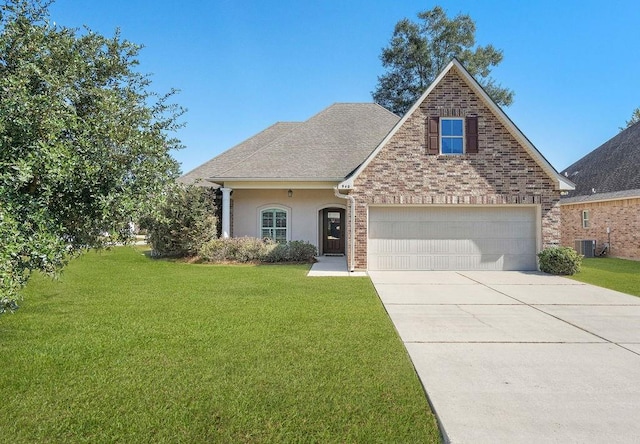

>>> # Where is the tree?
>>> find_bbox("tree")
[623,107,640,129]
[372,6,514,116]
[0,0,184,313]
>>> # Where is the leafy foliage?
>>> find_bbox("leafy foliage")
[199,237,273,263]
[262,240,318,263]
[538,247,582,275]
[140,185,217,258]
[372,6,514,115]
[0,0,183,312]
[199,237,317,263]
[624,107,640,129]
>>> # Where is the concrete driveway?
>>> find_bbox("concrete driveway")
[369,271,640,443]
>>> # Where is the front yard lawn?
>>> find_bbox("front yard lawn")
[0,247,439,443]
[570,257,640,297]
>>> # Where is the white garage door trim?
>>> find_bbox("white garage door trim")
[368,205,541,271]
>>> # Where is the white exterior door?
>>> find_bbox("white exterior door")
[368,206,538,271]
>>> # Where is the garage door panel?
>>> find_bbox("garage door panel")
[368,207,538,271]
[371,238,536,256]
[371,221,535,241]
[371,254,537,271]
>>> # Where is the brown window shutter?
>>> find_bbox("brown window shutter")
[427,117,439,155]
[466,116,478,153]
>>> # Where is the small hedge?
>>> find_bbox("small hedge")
[538,246,582,275]
[262,240,318,263]
[199,237,317,263]
[199,237,273,263]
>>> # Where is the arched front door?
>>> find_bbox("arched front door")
[322,208,345,255]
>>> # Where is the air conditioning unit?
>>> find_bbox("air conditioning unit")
[575,240,596,258]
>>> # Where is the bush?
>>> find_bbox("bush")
[199,237,274,263]
[198,238,317,263]
[538,246,582,275]
[139,184,217,257]
[262,240,317,263]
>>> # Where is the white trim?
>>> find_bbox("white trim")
[221,187,232,238]
[560,194,640,206]
[440,117,465,155]
[215,180,340,190]
[536,205,542,254]
[257,204,292,242]
[582,210,590,229]
[339,59,575,191]
[333,187,356,271]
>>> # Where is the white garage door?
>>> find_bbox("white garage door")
[368,206,538,271]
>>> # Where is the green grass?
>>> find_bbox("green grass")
[0,247,439,443]
[570,257,640,296]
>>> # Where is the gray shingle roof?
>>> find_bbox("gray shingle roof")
[178,122,300,186]
[561,120,640,198]
[179,103,399,184]
[561,188,640,204]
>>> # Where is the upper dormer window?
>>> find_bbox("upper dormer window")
[441,118,464,154]
[427,115,478,155]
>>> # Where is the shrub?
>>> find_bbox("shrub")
[538,246,582,275]
[199,237,274,263]
[139,184,217,257]
[198,238,317,263]
[262,240,317,263]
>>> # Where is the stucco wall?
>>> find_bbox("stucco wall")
[231,189,346,251]
[561,198,640,260]
[349,68,561,269]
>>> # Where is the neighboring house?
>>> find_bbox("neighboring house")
[181,59,573,271]
[560,121,640,260]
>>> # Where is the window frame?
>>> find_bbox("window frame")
[259,206,290,243]
[582,210,589,229]
[440,117,465,155]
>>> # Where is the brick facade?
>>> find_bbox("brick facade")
[561,198,640,260]
[347,68,561,269]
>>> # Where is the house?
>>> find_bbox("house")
[560,121,640,260]
[181,59,574,271]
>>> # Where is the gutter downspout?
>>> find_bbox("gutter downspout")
[334,187,356,272]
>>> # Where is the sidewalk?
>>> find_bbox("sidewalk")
[307,256,367,277]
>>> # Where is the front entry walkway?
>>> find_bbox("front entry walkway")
[307,256,367,277]
[370,270,640,443]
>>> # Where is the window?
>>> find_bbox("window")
[582,210,589,228]
[261,208,288,242]
[427,116,478,155]
[440,118,464,154]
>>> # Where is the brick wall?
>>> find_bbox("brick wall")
[349,68,561,269]
[561,198,640,260]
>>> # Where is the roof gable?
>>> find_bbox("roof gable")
[561,120,640,197]
[340,59,574,191]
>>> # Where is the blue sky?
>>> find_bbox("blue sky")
[48,0,640,174]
